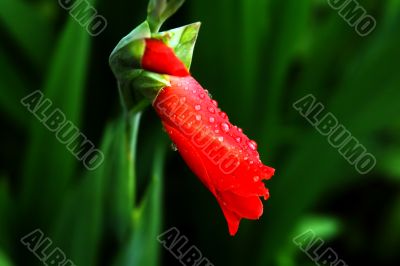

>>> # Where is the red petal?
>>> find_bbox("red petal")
[218,191,263,220]
[219,204,241,236]
[153,76,275,236]
[162,122,216,194]
[142,39,190,77]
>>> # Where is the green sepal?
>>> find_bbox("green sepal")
[133,71,171,102]
[153,22,201,69]
[109,22,151,112]
[116,69,170,111]
[109,2,200,113]
[147,0,185,32]
[109,21,151,74]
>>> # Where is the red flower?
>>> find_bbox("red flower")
[143,39,275,236]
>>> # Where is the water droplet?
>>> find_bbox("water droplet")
[208,107,215,113]
[221,122,230,132]
[235,137,242,143]
[209,117,215,123]
[205,89,212,98]
[248,140,257,150]
[244,156,248,161]
[192,89,197,94]
[218,136,224,142]
[214,129,220,133]
[199,93,205,99]
[238,128,243,133]
[171,143,178,151]
[195,105,201,111]
[220,112,227,119]
[195,115,202,121]
[249,160,254,165]
[253,176,260,182]
[212,100,218,107]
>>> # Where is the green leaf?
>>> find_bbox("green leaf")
[102,114,141,244]
[259,0,313,155]
[277,216,339,266]
[0,0,53,69]
[113,141,166,266]
[259,11,400,266]
[377,195,400,259]
[0,50,28,127]
[0,178,12,252]
[0,249,13,266]
[20,3,93,226]
[292,216,340,239]
[50,122,114,266]
[380,148,400,179]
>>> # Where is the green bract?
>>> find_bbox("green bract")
[109,11,200,112]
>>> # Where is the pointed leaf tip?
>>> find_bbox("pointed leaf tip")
[153,22,201,69]
[147,0,186,32]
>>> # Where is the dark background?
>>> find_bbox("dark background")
[0,0,399,265]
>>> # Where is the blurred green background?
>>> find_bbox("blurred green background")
[1,0,400,265]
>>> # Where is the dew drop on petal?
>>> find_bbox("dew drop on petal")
[221,122,230,132]
[238,128,243,133]
[212,100,218,107]
[208,107,215,113]
[248,140,257,150]
[218,136,224,142]
[209,117,215,123]
[199,93,205,99]
[195,104,201,111]
[249,160,254,165]
[214,129,220,133]
[253,176,260,182]
[220,112,227,119]
[235,137,242,143]
[196,115,202,121]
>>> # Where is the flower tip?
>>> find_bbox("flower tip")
[229,226,239,236]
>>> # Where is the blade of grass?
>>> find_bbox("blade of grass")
[237,0,270,130]
[0,249,13,266]
[0,0,53,69]
[277,216,340,266]
[102,113,141,245]
[20,1,94,227]
[259,14,400,265]
[113,140,166,266]
[50,120,115,266]
[0,49,27,127]
[259,0,312,155]
[0,177,12,253]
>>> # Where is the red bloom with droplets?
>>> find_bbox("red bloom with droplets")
[142,39,275,236]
